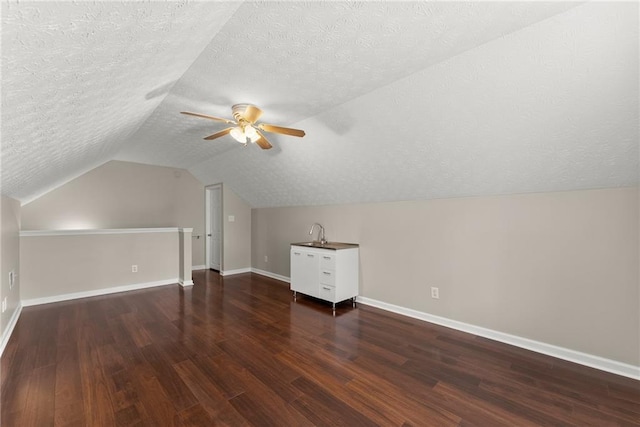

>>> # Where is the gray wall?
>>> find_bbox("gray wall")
[21,160,206,266]
[252,187,639,366]
[21,231,179,301]
[222,186,252,271]
[1,195,21,341]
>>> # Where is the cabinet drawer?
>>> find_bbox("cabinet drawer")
[319,284,336,301]
[320,270,335,286]
[320,254,335,270]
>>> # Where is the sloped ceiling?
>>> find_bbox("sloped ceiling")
[2,1,638,207]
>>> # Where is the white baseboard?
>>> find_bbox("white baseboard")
[220,268,252,276]
[13,268,637,380]
[357,296,640,380]
[251,268,290,283]
[192,265,206,271]
[21,278,179,307]
[0,304,23,357]
[179,280,194,287]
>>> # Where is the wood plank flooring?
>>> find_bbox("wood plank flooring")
[2,270,639,426]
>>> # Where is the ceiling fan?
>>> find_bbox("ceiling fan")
[180,104,305,150]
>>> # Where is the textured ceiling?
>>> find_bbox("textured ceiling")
[1,1,241,203]
[2,1,638,208]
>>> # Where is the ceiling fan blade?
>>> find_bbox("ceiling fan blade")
[181,111,235,124]
[255,130,273,150]
[204,127,234,140]
[243,104,263,124]
[258,123,305,137]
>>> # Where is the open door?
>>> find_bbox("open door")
[205,185,222,271]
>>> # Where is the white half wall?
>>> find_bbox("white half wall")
[20,160,206,267]
[21,228,180,301]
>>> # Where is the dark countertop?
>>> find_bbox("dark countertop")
[291,241,359,250]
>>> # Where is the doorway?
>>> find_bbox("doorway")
[205,184,222,271]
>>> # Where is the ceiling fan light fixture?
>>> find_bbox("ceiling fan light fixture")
[230,125,259,144]
[181,104,304,150]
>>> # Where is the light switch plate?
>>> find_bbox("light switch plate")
[228,215,235,222]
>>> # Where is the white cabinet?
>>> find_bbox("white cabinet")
[290,249,319,297]
[290,245,359,311]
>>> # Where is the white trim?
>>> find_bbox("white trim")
[178,228,193,233]
[21,278,179,307]
[179,280,194,287]
[0,304,23,357]
[192,265,206,271]
[20,228,180,237]
[251,268,290,283]
[220,268,252,276]
[357,296,640,381]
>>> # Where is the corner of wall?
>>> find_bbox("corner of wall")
[1,195,22,355]
[222,185,252,271]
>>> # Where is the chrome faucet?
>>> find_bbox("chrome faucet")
[309,223,327,244]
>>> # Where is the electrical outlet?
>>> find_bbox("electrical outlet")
[132,265,138,273]
[431,287,439,299]
[264,255,268,263]
[228,215,235,222]
[1,297,6,313]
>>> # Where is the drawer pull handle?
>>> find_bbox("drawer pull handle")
[322,272,331,275]
[294,252,300,255]
[323,256,331,260]
[307,254,314,257]
[322,286,331,290]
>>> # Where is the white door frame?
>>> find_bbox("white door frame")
[205,184,223,271]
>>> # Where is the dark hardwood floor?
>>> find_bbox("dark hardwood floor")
[2,270,638,426]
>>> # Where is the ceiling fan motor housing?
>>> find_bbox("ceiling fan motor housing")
[232,103,259,123]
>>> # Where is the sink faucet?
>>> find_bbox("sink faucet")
[309,223,327,244]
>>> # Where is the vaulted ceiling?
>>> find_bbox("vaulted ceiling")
[2,1,638,207]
